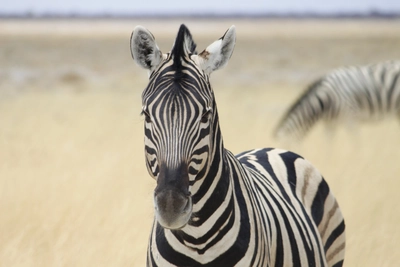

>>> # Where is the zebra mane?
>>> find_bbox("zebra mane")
[171,24,197,71]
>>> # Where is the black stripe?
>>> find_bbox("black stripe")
[324,220,345,252]
[311,178,330,226]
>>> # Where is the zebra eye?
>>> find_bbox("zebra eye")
[200,108,212,123]
[141,110,151,123]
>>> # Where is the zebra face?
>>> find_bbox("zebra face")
[141,85,214,229]
[131,24,236,229]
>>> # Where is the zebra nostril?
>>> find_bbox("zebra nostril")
[182,197,192,213]
[182,197,192,214]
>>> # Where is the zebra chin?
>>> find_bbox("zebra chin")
[154,188,193,229]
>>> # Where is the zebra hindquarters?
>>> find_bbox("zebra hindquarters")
[239,148,346,267]
[293,157,346,267]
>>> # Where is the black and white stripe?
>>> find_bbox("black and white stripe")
[275,61,400,140]
[131,24,346,267]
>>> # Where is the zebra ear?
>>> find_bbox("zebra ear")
[198,25,236,74]
[130,26,163,71]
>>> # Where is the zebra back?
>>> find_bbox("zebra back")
[274,78,338,140]
[275,60,400,140]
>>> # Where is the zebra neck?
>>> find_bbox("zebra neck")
[176,123,249,253]
[191,120,231,222]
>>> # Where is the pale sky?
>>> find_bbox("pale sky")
[1,0,400,15]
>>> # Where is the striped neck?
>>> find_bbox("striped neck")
[156,109,251,264]
[190,111,231,225]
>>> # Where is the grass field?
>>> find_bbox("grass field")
[1,18,400,266]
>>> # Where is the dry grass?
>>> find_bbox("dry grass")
[1,18,400,266]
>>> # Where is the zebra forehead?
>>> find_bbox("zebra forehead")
[159,92,206,113]
[144,76,213,110]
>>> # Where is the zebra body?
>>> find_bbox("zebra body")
[130,24,345,266]
[275,61,400,140]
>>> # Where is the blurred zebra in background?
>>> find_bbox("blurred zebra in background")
[274,60,400,140]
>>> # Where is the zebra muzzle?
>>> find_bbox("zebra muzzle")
[154,188,192,229]
[153,164,192,229]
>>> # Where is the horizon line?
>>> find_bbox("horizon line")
[1,10,400,20]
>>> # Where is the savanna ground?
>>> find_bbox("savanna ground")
[0,18,400,266]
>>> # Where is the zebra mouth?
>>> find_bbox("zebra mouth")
[154,190,193,230]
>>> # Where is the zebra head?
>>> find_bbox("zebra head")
[130,24,236,229]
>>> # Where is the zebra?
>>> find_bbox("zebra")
[130,24,346,267]
[274,61,400,140]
